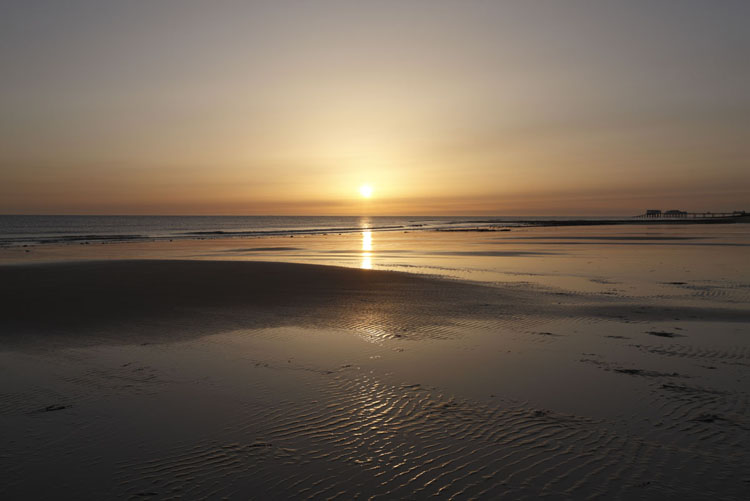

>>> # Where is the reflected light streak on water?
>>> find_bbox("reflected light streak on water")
[361,254,372,269]
[362,231,372,252]
[361,230,373,269]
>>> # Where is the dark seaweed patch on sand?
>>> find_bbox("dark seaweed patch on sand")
[647,330,685,338]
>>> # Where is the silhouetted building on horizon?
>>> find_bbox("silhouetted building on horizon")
[664,210,688,218]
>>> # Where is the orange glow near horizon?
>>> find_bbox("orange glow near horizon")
[1,3,748,215]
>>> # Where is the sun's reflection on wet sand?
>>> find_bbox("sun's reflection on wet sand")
[361,230,372,269]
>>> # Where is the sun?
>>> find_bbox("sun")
[359,184,374,198]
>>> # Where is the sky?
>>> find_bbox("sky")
[1,1,749,215]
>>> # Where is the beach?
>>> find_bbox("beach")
[4,0,750,498]
[1,224,749,499]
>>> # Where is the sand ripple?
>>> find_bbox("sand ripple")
[99,372,749,500]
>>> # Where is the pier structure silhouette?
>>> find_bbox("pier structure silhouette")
[636,210,747,219]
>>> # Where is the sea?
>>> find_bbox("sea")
[0,214,624,247]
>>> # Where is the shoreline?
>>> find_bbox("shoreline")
[1,215,746,248]
[442,215,750,231]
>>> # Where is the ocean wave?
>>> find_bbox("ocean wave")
[0,234,147,246]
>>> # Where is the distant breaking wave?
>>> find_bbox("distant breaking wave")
[0,215,485,247]
[182,224,409,237]
[0,214,675,247]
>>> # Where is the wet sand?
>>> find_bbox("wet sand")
[1,227,749,499]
